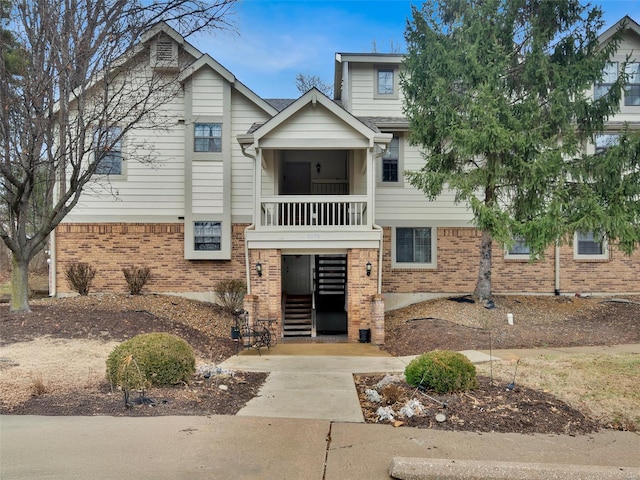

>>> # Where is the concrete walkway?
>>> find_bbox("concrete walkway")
[3,344,639,480]
[218,344,495,422]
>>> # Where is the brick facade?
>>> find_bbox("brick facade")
[55,223,249,295]
[382,226,640,295]
[55,222,639,345]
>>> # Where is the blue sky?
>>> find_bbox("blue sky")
[191,0,639,99]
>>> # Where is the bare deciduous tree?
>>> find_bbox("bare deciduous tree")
[0,0,237,312]
[295,73,332,97]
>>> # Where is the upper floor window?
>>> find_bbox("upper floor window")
[594,62,618,100]
[382,136,400,182]
[194,123,222,152]
[624,62,640,106]
[595,133,619,155]
[377,69,394,95]
[394,226,435,267]
[575,231,608,259]
[94,127,123,175]
[194,221,221,251]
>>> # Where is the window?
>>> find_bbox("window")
[624,62,640,106]
[194,221,221,251]
[94,127,123,175]
[594,62,618,100]
[507,237,530,256]
[377,69,394,95]
[595,133,619,155]
[394,227,434,266]
[575,231,608,259]
[194,123,222,152]
[382,136,399,182]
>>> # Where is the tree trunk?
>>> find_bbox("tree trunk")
[473,230,492,301]
[10,255,31,312]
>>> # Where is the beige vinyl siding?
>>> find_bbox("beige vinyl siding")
[375,142,474,224]
[605,31,640,120]
[348,63,404,117]
[259,104,369,147]
[191,68,225,116]
[260,152,277,196]
[192,161,224,214]
[63,93,187,222]
[230,90,272,218]
[351,150,367,195]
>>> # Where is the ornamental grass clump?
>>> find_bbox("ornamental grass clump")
[106,332,196,390]
[404,350,478,394]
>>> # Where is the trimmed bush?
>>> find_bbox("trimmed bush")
[214,279,246,313]
[122,266,151,295]
[404,350,478,394]
[106,333,196,389]
[65,262,96,295]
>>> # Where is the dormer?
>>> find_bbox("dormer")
[150,36,179,71]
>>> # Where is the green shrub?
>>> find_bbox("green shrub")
[65,262,96,295]
[404,350,478,394]
[214,279,246,313]
[106,333,196,389]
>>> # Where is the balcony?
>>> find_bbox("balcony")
[259,195,369,230]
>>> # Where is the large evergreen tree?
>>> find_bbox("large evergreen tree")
[401,0,637,299]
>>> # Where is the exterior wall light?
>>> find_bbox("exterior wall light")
[366,261,372,277]
[256,262,263,277]
[316,162,321,173]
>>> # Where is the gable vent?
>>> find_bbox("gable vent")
[151,40,178,70]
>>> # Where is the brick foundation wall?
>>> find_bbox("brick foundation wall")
[382,227,640,295]
[56,222,640,300]
[55,223,249,294]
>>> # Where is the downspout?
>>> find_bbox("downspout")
[49,230,56,297]
[554,242,561,295]
[240,143,256,295]
[371,144,386,295]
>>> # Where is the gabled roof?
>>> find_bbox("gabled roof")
[265,98,296,112]
[237,87,392,147]
[140,21,202,59]
[598,15,640,44]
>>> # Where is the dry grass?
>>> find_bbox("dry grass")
[476,352,640,431]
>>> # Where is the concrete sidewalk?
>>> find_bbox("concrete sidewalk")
[2,415,639,480]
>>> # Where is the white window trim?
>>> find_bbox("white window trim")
[184,217,231,260]
[573,231,609,261]
[377,133,404,186]
[374,65,399,100]
[192,116,224,161]
[391,225,437,269]
[93,126,126,179]
[623,62,640,107]
[594,61,618,100]
[504,244,532,261]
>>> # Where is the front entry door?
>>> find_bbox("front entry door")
[282,162,311,195]
[282,255,311,295]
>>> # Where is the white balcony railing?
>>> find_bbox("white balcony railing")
[260,195,368,229]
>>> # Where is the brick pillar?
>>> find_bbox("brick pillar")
[247,249,282,339]
[370,293,385,345]
[347,248,379,342]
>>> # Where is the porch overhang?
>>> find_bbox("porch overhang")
[245,229,382,250]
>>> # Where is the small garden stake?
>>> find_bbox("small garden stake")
[507,359,520,391]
